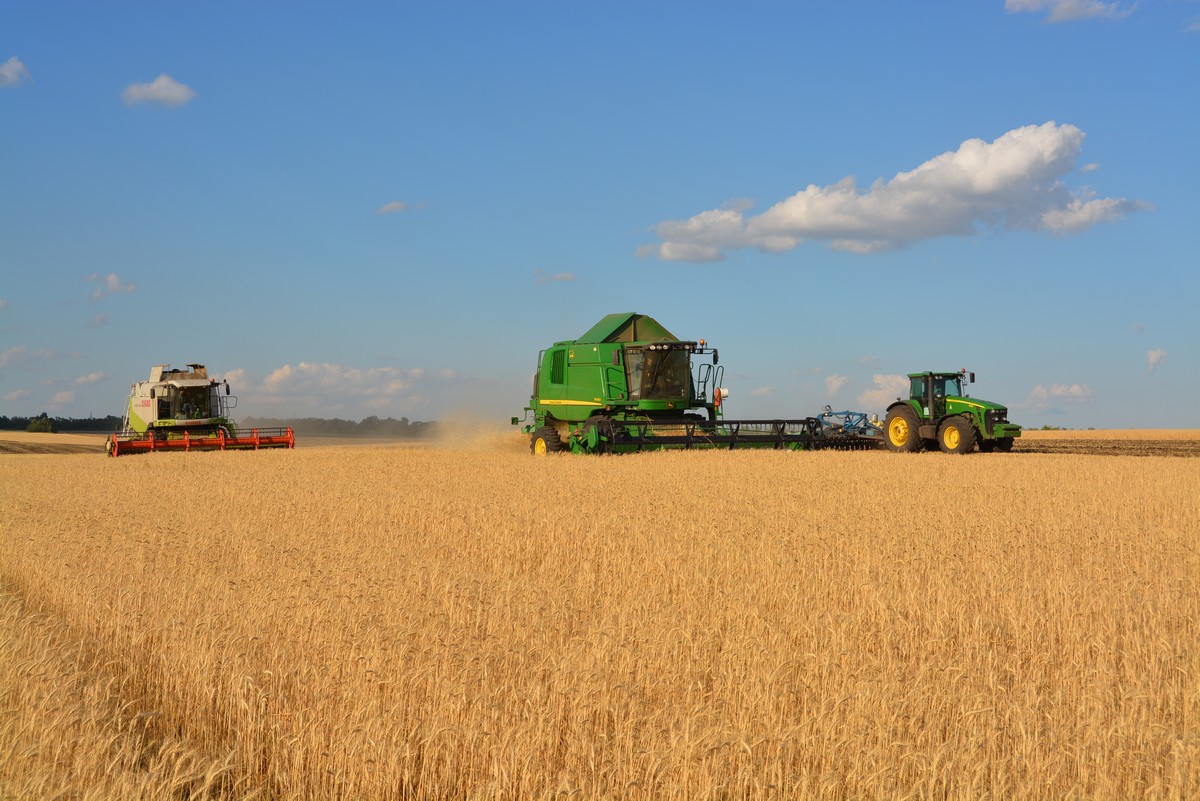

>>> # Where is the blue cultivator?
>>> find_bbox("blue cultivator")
[816,406,884,449]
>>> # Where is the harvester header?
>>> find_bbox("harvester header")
[106,363,294,456]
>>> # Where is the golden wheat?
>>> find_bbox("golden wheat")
[2,444,1197,800]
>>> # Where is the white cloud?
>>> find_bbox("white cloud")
[1005,0,1132,23]
[73,371,110,386]
[1146,348,1167,372]
[0,299,8,310]
[1020,382,1094,411]
[48,390,76,408]
[376,201,408,214]
[2,389,31,402]
[88,272,137,299]
[750,386,775,397]
[88,313,109,328]
[0,345,27,368]
[858,374,908,410]
[824,374,848,396]
[122,74,196,107]
[225,362,458,415]
[642,122,1148,261]
[533,269,577,285]
[0,56,30,87]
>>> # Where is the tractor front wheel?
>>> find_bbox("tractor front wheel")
[884,405,921,453]
[938,416,977,454]
[530,427,563,455]
[994,437,1015,452]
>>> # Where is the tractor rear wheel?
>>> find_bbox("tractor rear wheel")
[938,416,977,454]
[530,427,563,455]
[884,405,921,453]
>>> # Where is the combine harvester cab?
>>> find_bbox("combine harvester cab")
[106,363,294,456]
[512,313,880,454]
[883,370,1021,454]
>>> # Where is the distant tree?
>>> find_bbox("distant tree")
[27,413,56,433]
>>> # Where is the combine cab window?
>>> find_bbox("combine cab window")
[178,387,214,420]
[625,349,644,399]
[640,349,690,401]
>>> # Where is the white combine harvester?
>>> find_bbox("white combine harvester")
[106,363,294,456]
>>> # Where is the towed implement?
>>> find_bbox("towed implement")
[106,363,294,456]
[512,313,881,454]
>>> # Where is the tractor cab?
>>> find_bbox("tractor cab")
[909,371,972,418]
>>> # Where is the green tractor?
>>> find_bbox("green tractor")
[883,370,1021,454]
[513,313,875,454]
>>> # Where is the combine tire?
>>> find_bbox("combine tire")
[884,405,921,453]
[938,416,977,454]
[530,427,563,455]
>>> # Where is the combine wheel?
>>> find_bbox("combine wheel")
[884,405,921,453]
[530,426,563,455]
[938,416,977,454]
[994,437,1015,453]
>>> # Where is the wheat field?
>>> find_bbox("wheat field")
[2,439,1198,800]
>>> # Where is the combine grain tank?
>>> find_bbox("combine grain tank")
[512,313,880,454]
[106,363,294,456]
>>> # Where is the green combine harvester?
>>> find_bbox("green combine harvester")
[883,370,1021,454]
[512,313,880,454]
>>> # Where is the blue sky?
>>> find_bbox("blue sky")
[2,1,1196,428]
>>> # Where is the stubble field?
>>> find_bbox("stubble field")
[2,432,1198,800]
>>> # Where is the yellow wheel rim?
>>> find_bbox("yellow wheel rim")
[943,426,960,450]
[533,437,548,455]
[889,417,909,446]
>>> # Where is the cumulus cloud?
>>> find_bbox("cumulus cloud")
[642,122,1148,261]
[73,371,110,386]
[0,56,30,87]
[750,386,776,397]
[1020,382,1094,412]
[2,389,32,402]
[88,272,137,299]
[0,345,27,369]
[1146,348,1167,372]
[533,269,577,285]
[224,362,458,415]
[122,74,196,107]
[48,390,76,408]
[376,201,408,214]
[1005,0,1132,23]
[858,374,908,410]
[824,374,848,396]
